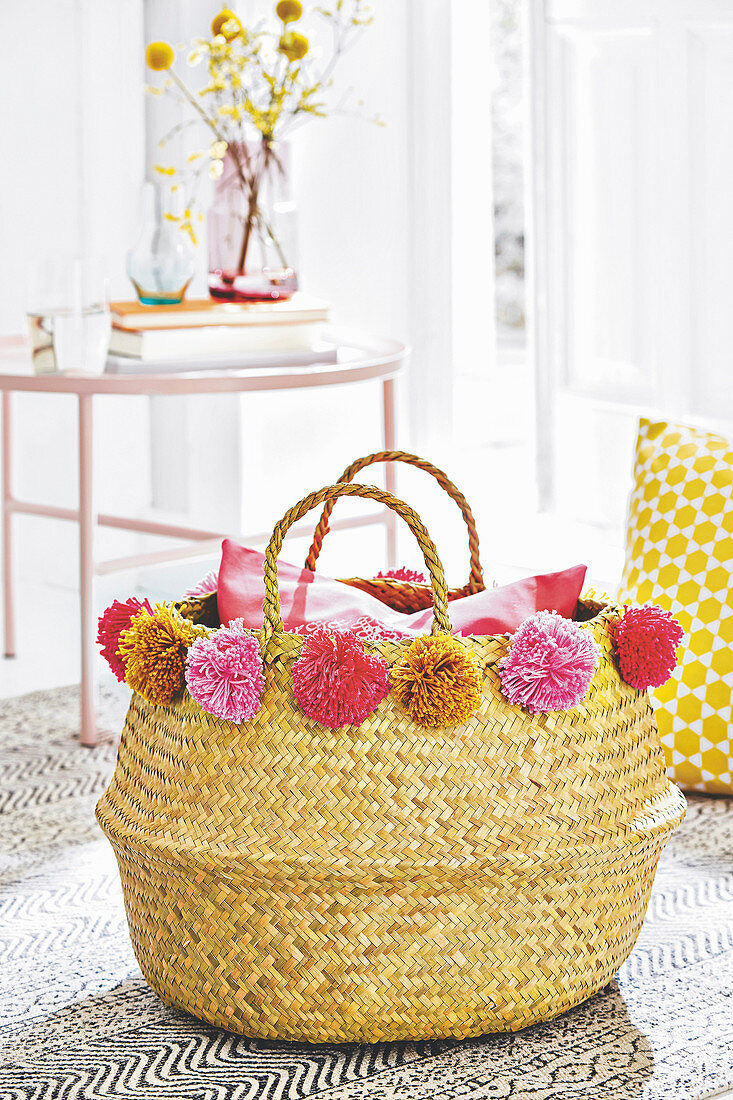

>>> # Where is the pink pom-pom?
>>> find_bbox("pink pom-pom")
[614,605,684,690]
[184,570,218,598]
[499,610,599,714]
[97,596,153,682]
[291,626,390,730]
[185,618,264,723]
[376,566,427,583]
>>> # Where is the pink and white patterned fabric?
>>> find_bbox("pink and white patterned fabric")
[291,616,410,644]
[217,540,587,639]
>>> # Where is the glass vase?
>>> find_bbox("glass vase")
[127,182,196,306]
[208,141,298,302]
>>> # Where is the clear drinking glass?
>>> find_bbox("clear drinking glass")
[26,257,112,375]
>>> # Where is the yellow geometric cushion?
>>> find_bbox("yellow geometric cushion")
[620,418,733,794]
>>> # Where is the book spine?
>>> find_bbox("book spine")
[109,321,324,360]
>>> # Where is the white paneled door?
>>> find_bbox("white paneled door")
[529,0,733,526]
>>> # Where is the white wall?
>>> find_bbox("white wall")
[0,0,151,591]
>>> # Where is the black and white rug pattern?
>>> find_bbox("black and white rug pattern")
[1,687,733,1100]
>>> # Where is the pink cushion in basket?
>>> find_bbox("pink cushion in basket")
[216,539,587,641]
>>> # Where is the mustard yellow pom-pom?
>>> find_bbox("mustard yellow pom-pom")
[391,634,483,728]
[276,0,303,23]
[278,30,308,62]
[211,9,242,40]
[119,603,202,707]
[146,41,174,71]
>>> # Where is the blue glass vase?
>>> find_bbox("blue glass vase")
[127,182,196,306]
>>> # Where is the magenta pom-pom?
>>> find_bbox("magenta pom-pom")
[614,604,684,690]
[185,618,264,723]
[376,566,427,583]
[183,569,218,598]
[97,596,153,682]
[499,610,599,714]
[291,626,390,730]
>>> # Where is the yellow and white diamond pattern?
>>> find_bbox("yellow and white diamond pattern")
[620,418,733,794]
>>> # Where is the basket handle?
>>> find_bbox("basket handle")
[262,482,453,650]
[304,450,485,592]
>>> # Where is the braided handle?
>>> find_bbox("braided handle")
[262,482,453,650]
[304,451,484,592]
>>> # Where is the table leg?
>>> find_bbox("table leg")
[382,378,398,568]
[78,394,97,747]
[2,392,15,658]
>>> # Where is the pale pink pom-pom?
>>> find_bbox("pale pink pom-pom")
[184,570,218,598]
[291,626,390,730]
[499,610,599,714]
[185,618,264,723]
[97,596,153,682]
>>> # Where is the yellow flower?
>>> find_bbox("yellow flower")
[209,160,224,180]
[217,103,243,119]
[278,31,308,62]
[181,220,198,247]
[210,140,228,158]
[146,41,174,71]
[276,0,303,23]
[211,9,242,41]
[154,164,176,176]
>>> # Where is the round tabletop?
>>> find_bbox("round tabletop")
[0,328,408,396]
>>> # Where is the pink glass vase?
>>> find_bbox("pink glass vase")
[208,141,298,302]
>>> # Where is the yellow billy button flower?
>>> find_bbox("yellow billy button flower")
[211,9,242,41]
[146,41,174,71]
[278,30,308,62]
[276,0,303,23]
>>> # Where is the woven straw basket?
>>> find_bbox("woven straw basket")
[97,478,685,1044]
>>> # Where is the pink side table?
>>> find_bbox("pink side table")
[0,329,408,746]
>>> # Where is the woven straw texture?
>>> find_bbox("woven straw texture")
[97,481,685,1044]
[306,450,486,612]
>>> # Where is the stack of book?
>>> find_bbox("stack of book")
[105,294,334,374]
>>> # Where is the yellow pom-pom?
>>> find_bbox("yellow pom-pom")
[391,634,483,728]
[146,41,175,71]
[119,603,202,707]
[278,30,308,62]
[276,0,303,23]
[211,9,242,40]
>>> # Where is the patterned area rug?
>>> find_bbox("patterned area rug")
[1,687,733,1100]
